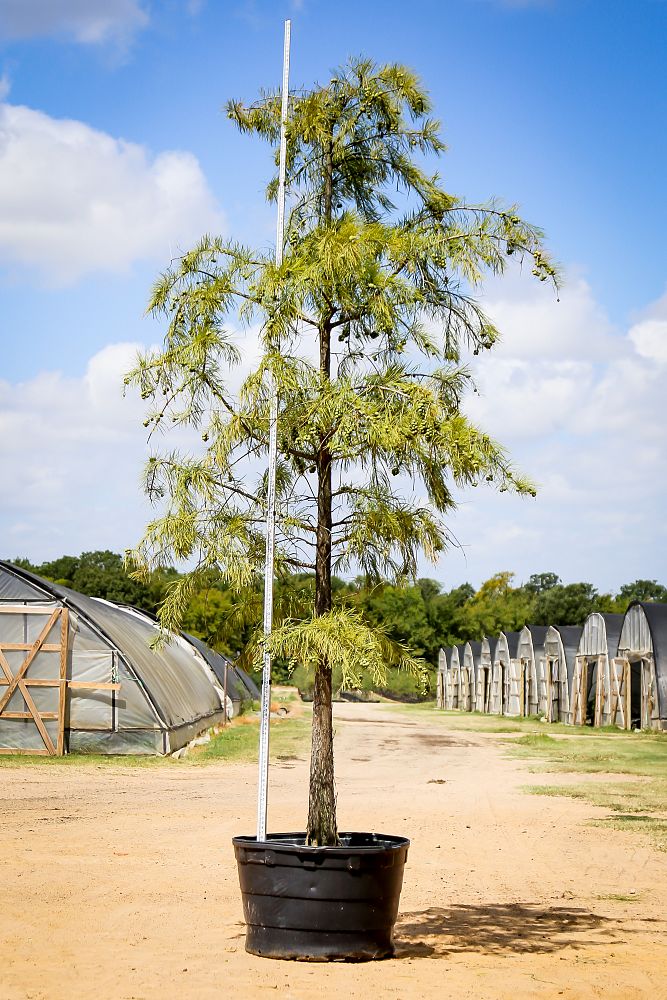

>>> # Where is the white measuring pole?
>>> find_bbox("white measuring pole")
[257,18,291,843]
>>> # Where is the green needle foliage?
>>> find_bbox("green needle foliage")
[126,57,557,845]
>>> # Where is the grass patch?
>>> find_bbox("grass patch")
[386,703,628,737]
[597,893,642,903]
[189,715,310,764]
[525,778,667,815]
[514,730,667,850]
[510,731,667,776]
[515,733,558,748]
[0,713,310,768]
[0,749,159,769]
[592,815,667,849]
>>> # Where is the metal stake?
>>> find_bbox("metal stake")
[257,18,291,843]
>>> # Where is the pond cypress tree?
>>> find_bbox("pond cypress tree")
[127,58,556,845]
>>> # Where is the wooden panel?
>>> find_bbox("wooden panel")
[0,609,61,756]
[0,748,50,755]
[610,658,625,728]
[0,606,121,758]
[0,609,61,715]
[581,662,588,726]
[19,683,57,755]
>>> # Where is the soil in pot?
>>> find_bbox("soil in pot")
[232,831,409,961]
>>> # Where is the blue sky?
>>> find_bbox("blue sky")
[0,0,665,591]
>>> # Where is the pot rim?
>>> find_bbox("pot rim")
[232,831,410,855]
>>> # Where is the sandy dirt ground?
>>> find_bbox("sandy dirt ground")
[1,703,666,1000]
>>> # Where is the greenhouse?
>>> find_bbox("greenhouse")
[438,646,455,709]
[461,640,481,712]
[493,631,521,715]
[516,625,548,716]
[616,602,667,730]
[476,638,493,713]
[0,561,254,756]
[569,614,623,726]
[456,642,472,711]
[436,647,447,709]
[449,645,463,709]
[543,624,582,722]
[436,604,667,732]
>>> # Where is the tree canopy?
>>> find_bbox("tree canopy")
[124,56,562,843]
[10,549,665,680]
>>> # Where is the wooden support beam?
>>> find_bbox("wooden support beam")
[1,712,59,720]
[0,606,61,614]
[67,681,120,691]
[594,656,603,727]
[0,679,120,690]
[57,608,69,755]
[610,658,624,728]
[0,643,62,652]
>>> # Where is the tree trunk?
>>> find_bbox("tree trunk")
[306,654,337,845]
[307,327,337,845]
[306,136,338,847]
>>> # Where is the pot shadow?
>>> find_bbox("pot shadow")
[394,902,621,959]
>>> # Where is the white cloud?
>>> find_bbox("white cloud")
[0,101,224,284]
[435,277,667,589]
[628,318,667,365]
[0,333,266,562]
[0,343,153,555]
[479,269,619,361]
[0,0,148,47]
[1,271,665,592]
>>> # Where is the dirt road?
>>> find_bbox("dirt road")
[1,704,665,999]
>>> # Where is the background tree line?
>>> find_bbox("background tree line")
[10,553,666,678]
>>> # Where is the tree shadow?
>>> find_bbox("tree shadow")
[394,902,620,959]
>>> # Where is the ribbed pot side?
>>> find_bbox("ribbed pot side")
[232,832,410,961]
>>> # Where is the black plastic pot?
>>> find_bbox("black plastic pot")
[232,831,409,961]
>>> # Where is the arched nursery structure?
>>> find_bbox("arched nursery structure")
[543,624,583,723]
[436,647,446,710]
[458,641,478,712]
[462,640,481,712]
[437,603,667,731]
[516,625,548,716]
[489,631,520,715]
[0,561,257,756]
[569,614,623,727]
[615,602,667,730]
[476,638,493,713]
[438,645,458,709]
[449,645,463,709]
